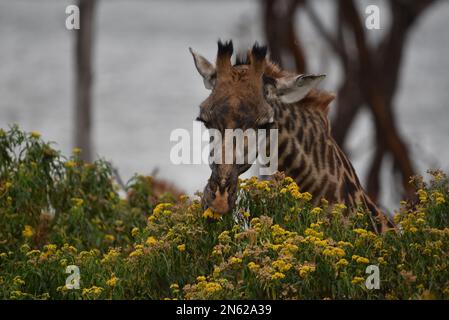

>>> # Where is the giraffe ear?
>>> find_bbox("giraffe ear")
[275,74,326,104]
[189,48,216,90]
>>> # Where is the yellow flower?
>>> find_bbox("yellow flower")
[129,249,143,258]
[323,246,346,258]
[353,228,368,235]
[146,236,158,246]
[30,131,41,138]
[170,283,180,291]
[304,228,324,239]
[77,248,98,260]
[433,192,446,205]
[267,244,282,251]
[298,265,316,278]
[417,189,427,203]
[229,257,242,265]
[337,241,354,248]
[71,198,84,207]
[271,272,286,280]
[310,207,323,215]
[247,262,260,272]
[10,290,26,299]
[153,203,173,215]
[213,266,221,277]
[336,259,349,267]
[72,147,82,154]
[331,203,347,216]
[408,226,418,233]
[321,198,329,208]
[416,218,426,225]
[56,285,69,293]
[292,191,313,201]
[353,228,377,240]
[13,276,25,286]
[314,239,329,247]
[60,258,68,267]
[64,161,77,168]
[310,222,320,229]
[256,180,270,192]
[302,192,312,201]
[273,259,292,272]
[196,276,206,282]
[282,243,299,254]
[284,176,294,184]
[106,275,118,287]
[22,225,34,238]
[131,227,139,237]
[351,276,365,285]
[104,234,115,242]
[218,231,231,243]
[205,282,222,294]
[177,244,186,252]
[272,224,288,236]
[82,286,103,298]
[101,248,120,264]
[203,207,222,219]
[352,255,370,264]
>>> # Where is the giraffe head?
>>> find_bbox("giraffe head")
[190,40,326,215]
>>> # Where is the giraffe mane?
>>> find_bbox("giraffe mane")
[265,60,335,114]
[301,89,336,115]
[264,60,291,78]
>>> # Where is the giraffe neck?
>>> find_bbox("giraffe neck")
[269,95,393,233]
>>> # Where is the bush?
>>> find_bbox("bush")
[0,125,448,300]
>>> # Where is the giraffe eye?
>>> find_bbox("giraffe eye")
[258,116,274,130]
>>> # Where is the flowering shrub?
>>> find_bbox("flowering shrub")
[0,126,448,300]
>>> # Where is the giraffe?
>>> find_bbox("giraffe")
[189,40,394,233]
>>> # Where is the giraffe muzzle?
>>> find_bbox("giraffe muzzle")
[202,171,238,215]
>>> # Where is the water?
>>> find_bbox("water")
[1,0,449,210]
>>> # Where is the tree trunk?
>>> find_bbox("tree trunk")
[263,0,307,73]
[74,0,96,162]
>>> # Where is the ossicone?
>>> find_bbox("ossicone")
[216,40,233,74]
[250,42,267,77]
